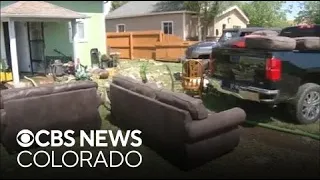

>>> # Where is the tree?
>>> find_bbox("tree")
[110,1,128,11]
[240,1,290,28]
[295,1,320,24]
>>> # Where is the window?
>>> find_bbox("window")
[117,24,126,32]
[215,29,219,36]
[233,25,241,29]
[68,19,87,43]
[227,18,231,24]
[161,21,173,34]
[222,24,226,30]
[218,31,238,43]
[77,21,85,40]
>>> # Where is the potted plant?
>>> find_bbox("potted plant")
[0,59,13,82]
[139,62,148,83]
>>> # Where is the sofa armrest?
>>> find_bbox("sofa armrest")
[186,107,246,142]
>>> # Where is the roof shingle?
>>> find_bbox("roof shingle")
[1,1,88,19]
[106,1,161,18]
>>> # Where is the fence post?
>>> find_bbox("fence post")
[129,32,133,59]
[159,32,163,42]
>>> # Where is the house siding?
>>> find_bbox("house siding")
[210,10,247,38]
[106,13,185,39]
[45,1,106,66]
[1,1,106,67]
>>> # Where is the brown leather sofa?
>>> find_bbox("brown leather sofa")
[109,75,246,170]
[0,81,102,154]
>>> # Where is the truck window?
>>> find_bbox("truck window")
[240,32,251,37]
[279,25,320,38]
[219,31,238,42]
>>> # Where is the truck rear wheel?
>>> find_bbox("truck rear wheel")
[289,83,320,124]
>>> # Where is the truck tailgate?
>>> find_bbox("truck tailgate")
[212,48,272,92]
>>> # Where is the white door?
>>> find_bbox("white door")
[15,22,31,72]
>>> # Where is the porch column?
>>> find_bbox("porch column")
[71,20,78,64]
[8,19,20,85]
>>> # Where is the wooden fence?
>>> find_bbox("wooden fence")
[106,30,198,62]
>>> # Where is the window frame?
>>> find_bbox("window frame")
[68,19,88,43]
[161,21,174,35]
[116,24,126,33]
[222,24,226,30]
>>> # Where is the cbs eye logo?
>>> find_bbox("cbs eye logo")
[16,129,34,148]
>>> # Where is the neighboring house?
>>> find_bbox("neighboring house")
[105,1,249,40]
[0,1,106,85]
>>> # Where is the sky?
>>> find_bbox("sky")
[104,1,303,21]
[283,1,303,20]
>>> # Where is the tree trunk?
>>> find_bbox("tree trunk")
[197,16,202,41]
[203,24,209,41]
[211,19,215,40]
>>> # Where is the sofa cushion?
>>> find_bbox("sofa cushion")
[113,75,159,98]
[112,75,139,91]
[245,36,296,50]
[251,30,279,36]
[0,81,97,109]
[155,89,208,120]
[135,83,158,99]
[294,37,320,50]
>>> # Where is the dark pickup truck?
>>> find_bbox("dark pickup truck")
[209,25,320,124]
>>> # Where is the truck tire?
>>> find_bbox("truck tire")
[289,83,320,124]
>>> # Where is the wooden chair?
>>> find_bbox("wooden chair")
[181,59,205,98]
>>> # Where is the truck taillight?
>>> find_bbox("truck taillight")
[266,57,282,81]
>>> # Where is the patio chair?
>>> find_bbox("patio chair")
[181,59,205,98]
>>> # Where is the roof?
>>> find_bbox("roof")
[105,2,249,24]
[218,6,249,23]
[0,1,89,19]
[106,1,196,19]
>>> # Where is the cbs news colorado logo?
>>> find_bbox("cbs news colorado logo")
[16,129,143,168]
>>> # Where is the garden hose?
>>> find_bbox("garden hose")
[245,120,320,141]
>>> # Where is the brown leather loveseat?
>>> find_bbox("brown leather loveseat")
[109,75,246,170]
[0,81,102,153]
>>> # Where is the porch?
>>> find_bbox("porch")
[0,1,89,86]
